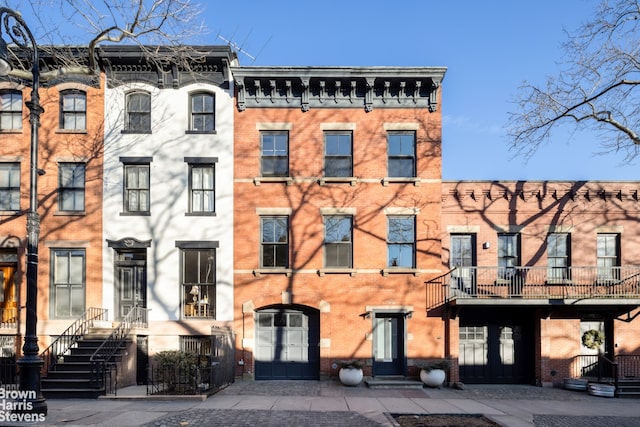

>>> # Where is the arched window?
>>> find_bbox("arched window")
[60,89,86,130]
[125,91,151,133]
[0,90,22,130]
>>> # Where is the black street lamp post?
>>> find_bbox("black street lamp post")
[0,8,47,415]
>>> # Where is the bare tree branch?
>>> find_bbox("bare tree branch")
[508,0,640,163]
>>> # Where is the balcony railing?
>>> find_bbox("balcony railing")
[426,266,640,307]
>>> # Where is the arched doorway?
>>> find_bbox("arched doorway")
[254,305,320,380]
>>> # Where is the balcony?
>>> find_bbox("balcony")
[426,266,640,309]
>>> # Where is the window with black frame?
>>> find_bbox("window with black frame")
[324,215,352,268]
[123,163,150,214]
[387,132,415,177]
[58,162,85,212]
[0,90,22,130]
[0,163,20,211]
[125,91,151,133]
[182,248,215,318]
[260,216,289,268]
[324,132,352,177]
[189,92,215,132]
[260,131,288,177]
[387,216,415,268]
[60,89,86,130]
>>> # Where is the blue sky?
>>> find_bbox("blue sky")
[13,0,638,180]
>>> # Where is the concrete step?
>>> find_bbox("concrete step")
[365,376,424,389]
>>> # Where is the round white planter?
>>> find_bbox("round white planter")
[339,368,363,386]
[588,383,615,398]
[564,378,588,391]
[420,369,446,387]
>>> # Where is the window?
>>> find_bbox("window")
[324,216,352,268]
[450,234,475,289]
[124,163,150,213]
[387,216,415,268]
[261,132,288,177]
[190,92,215,132]
[387,132,415,177]
[60,90,86,130]
[0,163,20,211]
[189,164,215,213]
[125,91,151,132]
[547,233,570,282]
[261,216,288,268]
[51,249,85,318]
[59,163,85,212]
[181,248,215,318]
[0,90,22,130]
[498,233,519,279]
[597,233,620,281]
[324,132,352,177]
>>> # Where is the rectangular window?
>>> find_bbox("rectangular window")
[190,93,215,132]
[261,216,288,268]
[0,91,22,130]
[387,216,415,268]
[0,163,20,211]
[597,233,620,281]
[60,90,87,130]
[125,91,151,132]
[450,234,475,289]
[324,132,352,177]
[261,132,288,177]
[498,233,519,280]
[547,233,570,281]
[387,132,415,177]
[324,216,352,268]
[124,164,150,213]
[182,249,215,318]
[59,163,85,212]
[51,249,85,318]
[189,164,215,213]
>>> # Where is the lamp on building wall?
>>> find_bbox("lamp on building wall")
[0,7,47,415]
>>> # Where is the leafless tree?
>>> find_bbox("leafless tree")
[3,0,209,81]
[508,0,640,162]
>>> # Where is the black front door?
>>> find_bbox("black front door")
[373,313,405,376]
[115,251,147,320]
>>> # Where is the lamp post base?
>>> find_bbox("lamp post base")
[16,354,47,416]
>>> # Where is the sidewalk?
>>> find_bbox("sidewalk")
[3,380,640,426]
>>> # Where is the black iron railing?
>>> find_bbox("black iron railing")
[40,307,108,375]
[90,306,148,395]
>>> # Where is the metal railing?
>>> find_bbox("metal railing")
[40,307,108,374]
[427,266,640,305]
[147,326,234,396]
[90,306,148,395]
[616,354,640,379]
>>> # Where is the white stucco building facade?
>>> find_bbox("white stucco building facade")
[100,46,236,357]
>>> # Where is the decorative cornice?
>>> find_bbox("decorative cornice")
[231,66,446,112]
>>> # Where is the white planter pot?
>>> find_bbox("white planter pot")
[339,368,363,386]
[420,368,446,387]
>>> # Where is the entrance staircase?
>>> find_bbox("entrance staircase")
[41,328,130,399]
[365,376,424,389]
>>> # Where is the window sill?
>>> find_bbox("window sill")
[0,210,20,216]
[185,212,217,217]
[318,268,356,277]
[120,212,151,216]
[253,268,292,277]
[0,129,22,134]
[56,129,87,134]
[185,130,217,135]
[318,177,358,186]
[121,130,152,134]
[381,268,420,276]
[55,210,86,216]
[382,177,420,187]
[253,177,294,186]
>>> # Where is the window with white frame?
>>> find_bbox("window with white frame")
[324,216,352,268]
[387,216,415,268]
[0,90,22,130]
[324,132,352,177]
[125,91,151,133]
[60,90,87,130]
[547,233,570,282]
[51,249,85,318]
[0,163,20,211]
[59,162,85,212]
[189,92,215,132]
[260,131,288,177]
[387,132,415,177]
[597,233,620,281]
[260,216,289,268]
